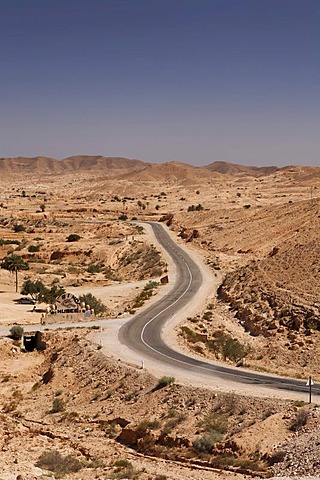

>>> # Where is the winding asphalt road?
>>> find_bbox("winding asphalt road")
[119,222,319,398]
[0,221,317,399]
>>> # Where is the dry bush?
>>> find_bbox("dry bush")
[51,398,65,413]
[198,411,228,434]
[2,400,18,413]
[111,458,141,479]
[290,408,309,431]
[163,413,187,434]
[193,431,222,453]
[136,419,160,436]
[36,449,82,476]
[267,449,286,466]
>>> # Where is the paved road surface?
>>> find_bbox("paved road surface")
[119,222,319,398]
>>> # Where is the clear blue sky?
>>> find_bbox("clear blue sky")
[0,0,319,166]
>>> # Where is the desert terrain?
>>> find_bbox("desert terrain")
[1,155,320,479]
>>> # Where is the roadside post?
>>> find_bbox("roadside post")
[306,376,314,404]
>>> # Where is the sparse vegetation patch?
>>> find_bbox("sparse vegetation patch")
[36,449,83,476]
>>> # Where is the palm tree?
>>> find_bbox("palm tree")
[1,254,29,292]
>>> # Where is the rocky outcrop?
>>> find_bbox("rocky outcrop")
[218,252,320,337]
[178,227,200,242]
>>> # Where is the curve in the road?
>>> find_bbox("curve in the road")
[119,222,318,397]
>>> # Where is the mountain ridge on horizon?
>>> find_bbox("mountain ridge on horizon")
[0,154,312,178]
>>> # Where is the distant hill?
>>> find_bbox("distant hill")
[279,165,320,183]
[117,161,222,184]
[0,156,61,175]
[0,156,315,181]
[62,155,149,171]
[0,156,223,182]
[204,161,279,176]
[0,155,149,176]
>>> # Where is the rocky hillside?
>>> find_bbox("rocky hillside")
[0,330,317,479]
[218,200,320,337]
[118,161,223,184]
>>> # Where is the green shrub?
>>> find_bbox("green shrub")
[154,376,175,391]
[166,407,177,418]
[78,292,106,315]
[144,280,159,290]
[203,310,213,320]
[207,330,247,363]
[13,224,25,232]
[231,454,266,472]
[130,281,160,310]
[87,262,105,274]
[9,325,24,340]
[0,239,20,246]
[66,234,80,242]
[221,337,246,362]
[180,325,197,342]
[28,244,40,252]
[187,204,204,212]
[38,284,66,304]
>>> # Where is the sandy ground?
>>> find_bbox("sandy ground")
[0,290,43,325]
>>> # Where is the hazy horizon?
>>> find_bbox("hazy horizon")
[1,1,319,167]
